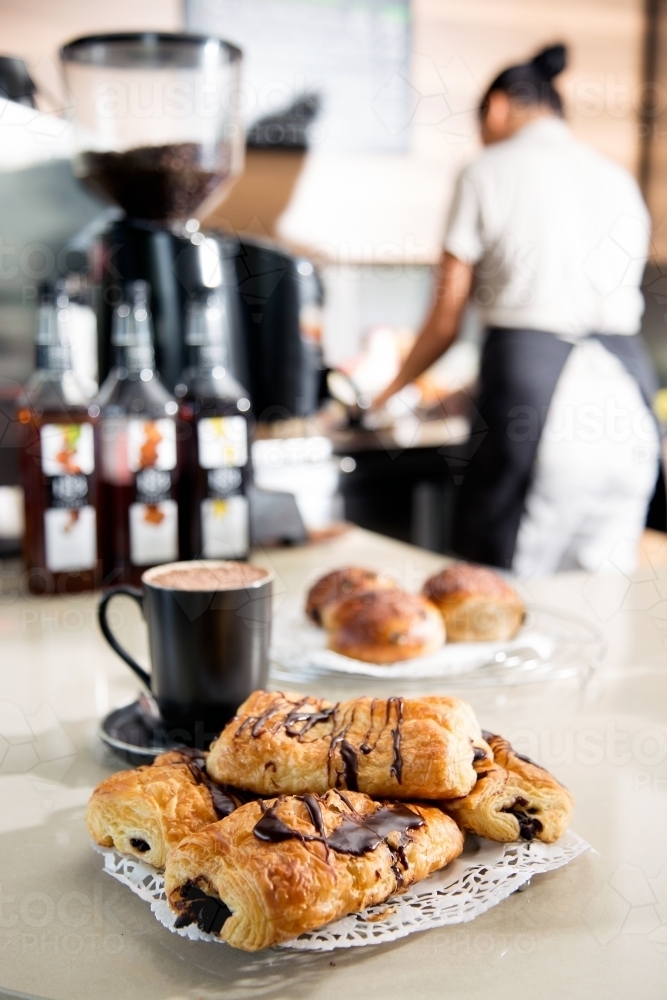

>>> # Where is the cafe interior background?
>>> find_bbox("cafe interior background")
[2,0,667,566]
[2,0,667,995]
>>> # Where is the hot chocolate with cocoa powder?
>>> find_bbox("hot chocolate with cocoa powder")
[146,562,269,591]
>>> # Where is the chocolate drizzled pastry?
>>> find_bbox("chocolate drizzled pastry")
[78,142,230,223]
[207,689,490,800]
[165,790,464,950]
[86,748,248,868]
[442,733,573,843]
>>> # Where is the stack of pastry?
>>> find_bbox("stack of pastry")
[87,689,572,951]
[304,563,525,664]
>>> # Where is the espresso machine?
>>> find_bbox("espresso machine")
[60,32,322,544]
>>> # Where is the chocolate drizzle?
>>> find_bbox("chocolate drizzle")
[335,790,356,812]
[206,784,243,821]
[388,698,404,783]
[327,723,355,789]
[165,748,243,820]
[502,797,543,841]
[234,695,407,792]
[283,704,338,738]
[359,699,378,754]
[246,704,284,738]
[173,880,232,935]
[252,793,424,888]
[253,804,300,843]
[339,740,359,791]
[303,793,327,838]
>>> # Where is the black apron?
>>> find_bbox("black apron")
[453,327,664,569]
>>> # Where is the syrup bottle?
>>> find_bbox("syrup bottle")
[18,285,99,595]
[176,292,251,560]
[95,281,180,585]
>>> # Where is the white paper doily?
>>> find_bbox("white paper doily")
[97,830,589,952]
[270,603,603,688]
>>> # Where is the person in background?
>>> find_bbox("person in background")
[373,43,662,577]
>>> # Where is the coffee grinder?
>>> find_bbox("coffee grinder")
[60,32,246,388]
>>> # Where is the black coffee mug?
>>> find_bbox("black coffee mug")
[98,560,274,746]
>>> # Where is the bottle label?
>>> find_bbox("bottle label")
[197,416,247,469]
[40,424,94,476]
[200,496,249,559]
[129,465,178,566]
[129,500,179,566]
[39,424,96,572]
[127,419,177,473]
[44,505,97,572]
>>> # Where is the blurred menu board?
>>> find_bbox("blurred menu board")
[185,0,411,152]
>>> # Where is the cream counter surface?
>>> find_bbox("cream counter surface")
[0,528,665,999]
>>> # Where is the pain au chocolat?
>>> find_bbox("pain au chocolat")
[206,689,490,799]
[165,789,464,951]
[422,563,525,643]
[86,749,246,868]
[305,566,397,627]
[443,734,573,842]
[325,589,445,663]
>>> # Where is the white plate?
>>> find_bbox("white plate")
[270,603,604,689]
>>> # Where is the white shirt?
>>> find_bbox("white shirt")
[444,118,651,338]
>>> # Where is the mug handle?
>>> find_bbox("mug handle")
[98,586,151,689]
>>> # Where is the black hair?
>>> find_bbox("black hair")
[479,44,567,118]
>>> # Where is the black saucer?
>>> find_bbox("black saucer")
[99,700,182,765]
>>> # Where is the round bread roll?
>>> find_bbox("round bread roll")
[326,589,445,663]
[422,563,524,642]
[305,567,396,626]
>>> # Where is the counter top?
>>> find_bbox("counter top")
[0,528,666,999]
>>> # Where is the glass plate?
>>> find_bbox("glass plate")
[269,603,605,690]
